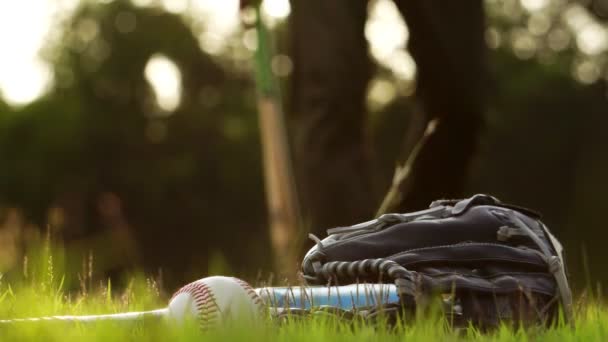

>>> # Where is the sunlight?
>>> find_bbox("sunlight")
[192,0,240,35]
[511,29,537,59]
[563,4,593,31]
[191,0,240,54]
[161,0,188,14]
[242,28,258,51]
[0,1,56,106]
[527,13,551,36]
[365,0,415,81]
[385,50,416,81]
[365,0,408,61]
[563,4,608,56]
[198,31,224,55]
[368,77,397,111]
[144,54,183,113]
[0,60,52,106]
[577,24,608,56]
[262,0,291,20]
[574,59,601,84]
[520,0,549,12]
[547,28,571,52]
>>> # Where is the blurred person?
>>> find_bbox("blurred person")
[287,0,486,234]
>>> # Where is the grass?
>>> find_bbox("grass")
[0,245,607,341]
[1,286,607,342]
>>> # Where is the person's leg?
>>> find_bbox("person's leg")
[393,0,486,210]
[289,0,374,233]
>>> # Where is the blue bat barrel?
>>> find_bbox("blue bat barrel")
[255,284,399,310]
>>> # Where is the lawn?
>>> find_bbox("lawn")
[0,248,606,341]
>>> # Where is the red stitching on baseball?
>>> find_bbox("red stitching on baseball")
[233,278,264,306]
[172,280,220,329]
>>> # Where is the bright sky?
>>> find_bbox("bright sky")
[0,0,289,108]
[0,1,55,106]
[0,0,411,109]
[2,0,603,109]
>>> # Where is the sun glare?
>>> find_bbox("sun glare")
[0,1,57,106]
[365,0,415,81]
[144,54,183,113]
[366,0,409,60]
[262,0,291,20]
[190,0,240,53]
[161,0,189,14]
[520,0,549,12]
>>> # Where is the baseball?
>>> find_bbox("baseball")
[167,276,264,329]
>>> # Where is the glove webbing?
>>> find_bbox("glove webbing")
[313,259,417,310]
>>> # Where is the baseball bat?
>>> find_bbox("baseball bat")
[0,282,398,324]
[257,283,399,309]
[250,4,302,276]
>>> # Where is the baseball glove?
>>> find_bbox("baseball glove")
[300,194,572,328]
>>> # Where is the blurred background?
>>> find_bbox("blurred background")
[0,0,606,292]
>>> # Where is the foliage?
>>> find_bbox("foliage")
[0,0,271,288]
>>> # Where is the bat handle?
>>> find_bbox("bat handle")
[0,308,169,324]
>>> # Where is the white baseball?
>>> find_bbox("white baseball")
[167,276,264,329]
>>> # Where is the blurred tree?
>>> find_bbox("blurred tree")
[471,0,608,287]
[468,48,608,289]
[0,0,271,289]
